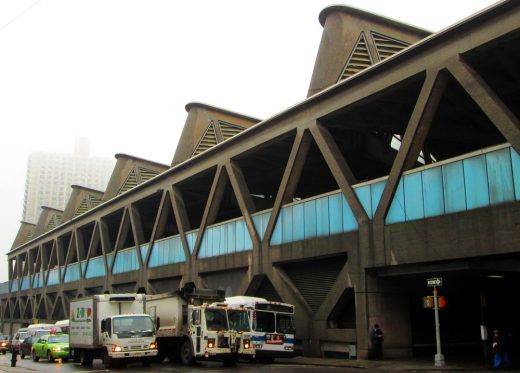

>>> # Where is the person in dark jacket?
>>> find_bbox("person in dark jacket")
[370,324,384,360]
[492,329,510,369]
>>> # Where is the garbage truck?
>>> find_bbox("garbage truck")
[146,284,255,365]
[69,293,157,368]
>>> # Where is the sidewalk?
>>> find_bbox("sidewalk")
[276,356,504,371]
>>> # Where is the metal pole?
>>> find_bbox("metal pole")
[433,287,445,367]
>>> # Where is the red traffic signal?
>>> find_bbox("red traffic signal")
[423,296,447,309]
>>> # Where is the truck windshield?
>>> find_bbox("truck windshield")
[113,316,154,338]
[205,309,228,331]
[227,309,250,332]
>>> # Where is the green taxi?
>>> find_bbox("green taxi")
[31,334,70,362]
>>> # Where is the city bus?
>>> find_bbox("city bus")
[225,296,295,363]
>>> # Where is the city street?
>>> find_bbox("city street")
[0,353,350,373]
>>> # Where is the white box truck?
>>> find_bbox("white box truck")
[69,293,157,368]
[146,284,255,365]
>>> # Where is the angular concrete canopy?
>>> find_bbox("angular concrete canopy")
[61,185,105,222]
[102,154,169,202]
[33,206,64,237]
[10,221,36,250]
[171,102,260,167]
[307,5,431,97]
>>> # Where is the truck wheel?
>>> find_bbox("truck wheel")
[79,350,93,366]
[47,351,54,363]
[179,341,194,365]
[102,349,113,369]
[32,350,40,362]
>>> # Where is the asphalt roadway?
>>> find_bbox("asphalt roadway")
[0,351,511,372]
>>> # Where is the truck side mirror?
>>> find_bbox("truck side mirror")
[101,319,106,333]
[156,317,160,329]
[192,310,201,325]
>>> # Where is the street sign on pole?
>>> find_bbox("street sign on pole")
[427,277,442,287]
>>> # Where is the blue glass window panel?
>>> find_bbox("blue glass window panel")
[86,256,106,278]
[148,235,186,267]
[209,227,217,257]
[11,280,18,292]
[270,212,282,245]
[443,161,467,214]
[64,263,80,283]
[281,207,293,244]
[244,222,253,251]
[47,268,60,286]
[329,193,343,235]
[199,232,208,258]
[140,244,148,263]
[292,203,305,241]
[341,195,358,232]
[486,148,514,205]
[214,226,223,256]
[187,231,197,254]
[422,167,444,217]
[386,178,406,224]
[21,276,30,290]
[404,173,424,221]
[511,148,520,200]
[463,155,490,209]
[252,211,271,241]
[113,248,139,274]
[227,223,236,254]
[304,200,317,239]
[370,180,386,218]
[355,185,372,219]
[236,220,246,252]
[316,196,330,237]
[0,282,9,294]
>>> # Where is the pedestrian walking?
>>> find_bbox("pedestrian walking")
[492,329,510,369]
[370,323,384,360]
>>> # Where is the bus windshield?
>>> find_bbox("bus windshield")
[254,311,275,333]
[276,313,294,334]
[254,311,294,334]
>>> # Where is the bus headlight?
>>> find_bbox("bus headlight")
[207,338,215,349]
[111,345,122,352]
[243,339,251,349]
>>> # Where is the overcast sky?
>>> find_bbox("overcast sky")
[0,0,499,283]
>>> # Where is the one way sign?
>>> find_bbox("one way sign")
[427,277,442,287]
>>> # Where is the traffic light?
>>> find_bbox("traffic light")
[437,296,447,309]
[422,296,447,309]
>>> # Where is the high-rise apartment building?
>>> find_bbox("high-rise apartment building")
[22,138,115,223]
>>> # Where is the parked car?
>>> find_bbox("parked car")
[20,335,39,359]
[31,334,70,363]
[0,335,10,354]
[10,328,28,354]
